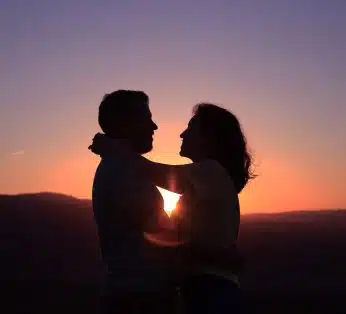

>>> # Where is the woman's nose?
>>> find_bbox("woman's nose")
[152,121,158,130]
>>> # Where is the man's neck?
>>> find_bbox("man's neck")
[106,134,136,152]
[104,133,148,156]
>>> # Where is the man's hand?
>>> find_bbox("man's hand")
[144,209,186,247]
[88,133,130,157]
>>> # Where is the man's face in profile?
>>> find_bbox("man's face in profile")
[128,104,158,154]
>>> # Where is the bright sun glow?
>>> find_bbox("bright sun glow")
[157,187,181,216]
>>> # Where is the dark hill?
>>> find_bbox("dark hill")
[1,193,345,313]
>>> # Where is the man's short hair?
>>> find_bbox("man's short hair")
[98,90,149,134]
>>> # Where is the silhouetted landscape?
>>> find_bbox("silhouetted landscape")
[1,192,345,313]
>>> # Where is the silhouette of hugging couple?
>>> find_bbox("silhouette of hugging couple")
[89,90,255,314]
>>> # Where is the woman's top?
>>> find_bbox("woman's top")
[171,160,241,283]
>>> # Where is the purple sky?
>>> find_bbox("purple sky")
[1,0,345,212]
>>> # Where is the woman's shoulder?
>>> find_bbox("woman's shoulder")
[189,159,236,193]
[192,159,230,179]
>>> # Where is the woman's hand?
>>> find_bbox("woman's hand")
[88,133,128,157]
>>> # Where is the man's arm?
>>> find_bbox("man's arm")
[110,190,164,233]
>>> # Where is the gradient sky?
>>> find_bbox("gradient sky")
[1,0,345,213]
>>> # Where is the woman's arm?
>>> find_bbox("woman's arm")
[127,154,194,194]
[132,156,222,195]
[90,133,198,194]
[90,133,220,194]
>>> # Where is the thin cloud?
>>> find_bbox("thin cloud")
[11,150,25,156]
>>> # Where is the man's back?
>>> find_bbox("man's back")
[92,156,174,294]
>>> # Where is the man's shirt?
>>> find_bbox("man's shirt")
[92,155,174,294]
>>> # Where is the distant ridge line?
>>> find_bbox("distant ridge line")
[0,192,344,216]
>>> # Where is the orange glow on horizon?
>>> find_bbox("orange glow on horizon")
[2,123,345,215]
[17,148,345,215]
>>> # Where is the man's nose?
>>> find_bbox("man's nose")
[152,121,158,130]
[180,130,186,138]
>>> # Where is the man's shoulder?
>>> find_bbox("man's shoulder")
[93,157,160,197]
[97,157,124,173]
[94,157,128,183]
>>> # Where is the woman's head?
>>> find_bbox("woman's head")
[180,103,256,193]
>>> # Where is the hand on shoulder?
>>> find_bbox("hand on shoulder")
[88,133,131,157]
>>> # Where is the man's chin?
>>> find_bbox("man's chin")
[179,149,187,158]
[138,144,153,155]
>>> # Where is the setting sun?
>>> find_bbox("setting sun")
[157,187,181,216]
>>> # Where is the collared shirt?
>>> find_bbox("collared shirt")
[92,156,174,294]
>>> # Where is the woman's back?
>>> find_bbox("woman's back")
[173,160,240,250]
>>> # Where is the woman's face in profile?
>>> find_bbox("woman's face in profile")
[179,116,207,161]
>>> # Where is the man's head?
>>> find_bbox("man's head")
[98,90,158,154]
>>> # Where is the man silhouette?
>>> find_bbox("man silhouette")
[92,90,177,314]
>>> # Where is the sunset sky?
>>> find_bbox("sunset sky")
[1,0,345,213]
